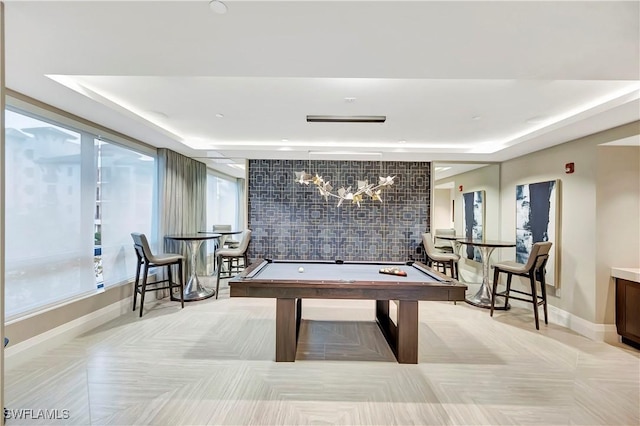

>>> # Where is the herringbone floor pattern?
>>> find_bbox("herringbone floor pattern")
[5,279,640,425]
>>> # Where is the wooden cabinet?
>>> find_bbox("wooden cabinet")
[615,276,640,349]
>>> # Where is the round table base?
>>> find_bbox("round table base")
[183,275,215,301]
[465,283,510,310]
[465,295,510,310]
[164,234,223,302]
[183,286,215,302]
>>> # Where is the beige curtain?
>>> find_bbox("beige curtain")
[156,148,207,297]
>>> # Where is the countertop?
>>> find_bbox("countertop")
[611,267,640,282]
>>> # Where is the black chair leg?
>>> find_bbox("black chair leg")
[540,273,548,325]
[453,261,458,304]
[529,274,540,330]
[490,267,500,317]
[167,264,174,301]
[215,255,222,299]
[139,264,149,317]
[133,261,141,311]
[178,260,185,309]
[504,273,513,307]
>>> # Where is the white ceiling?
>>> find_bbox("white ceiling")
[4,0,640,180]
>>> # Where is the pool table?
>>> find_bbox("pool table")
[229,259,467,364]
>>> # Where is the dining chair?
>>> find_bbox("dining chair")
[131,233,185,317]
[215,229,252,299]
[422,232,460,280]
[434,228,455,253]
[490,241,553,330]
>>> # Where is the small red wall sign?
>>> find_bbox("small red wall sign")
[565,163,575,174]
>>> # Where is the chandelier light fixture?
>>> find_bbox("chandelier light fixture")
[294,171,396,207]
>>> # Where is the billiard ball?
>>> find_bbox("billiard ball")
[298,267,305,273]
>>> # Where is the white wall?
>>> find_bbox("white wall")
[433,188,453,230]
[439,164,501,278]
[501,121,639,324]
[595,145,640,324]
[439,122,639,327]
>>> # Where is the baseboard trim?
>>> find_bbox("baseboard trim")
[465,276,619,344]
[4,297,132,370]
[547,305,618,343]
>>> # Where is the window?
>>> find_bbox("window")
[5,104,157,319]
[96,140,155,287]
[5,109,94,317]
[206,171,241,232]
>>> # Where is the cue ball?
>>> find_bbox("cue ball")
[298,267,305,273]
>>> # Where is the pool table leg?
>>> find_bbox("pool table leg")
[397,300,418,364]
[276,298,297,362]
[376,300,418,364]
[296,298,302,341]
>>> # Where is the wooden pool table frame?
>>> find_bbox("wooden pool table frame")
[229,259,467,364]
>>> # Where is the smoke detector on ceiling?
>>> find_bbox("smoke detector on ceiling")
[209,0,228,14]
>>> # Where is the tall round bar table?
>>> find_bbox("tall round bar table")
[435,234,464,261]
[165,233,221,301]
[456,238,516,310]
[199,230,243,249]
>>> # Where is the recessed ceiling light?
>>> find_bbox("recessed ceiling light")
[344,97,356,103]
[472,116,482,121]
[281,138,289,143]
[147,110,168,120]
[526,115,546,124]
[215,113,224,119]
[398,140,407,144]
[209,0,228,14]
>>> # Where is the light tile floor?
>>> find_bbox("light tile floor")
[4,278,639,425]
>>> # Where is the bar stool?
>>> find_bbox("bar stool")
[131,233,185,317]
[490,241,553,329]
[215,229,252,299]
[422,232,460,280]
[434,228,456,253]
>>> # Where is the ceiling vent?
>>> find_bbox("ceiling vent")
[306,115,386,123]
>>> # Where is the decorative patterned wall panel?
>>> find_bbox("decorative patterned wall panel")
[248,160,431,262]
